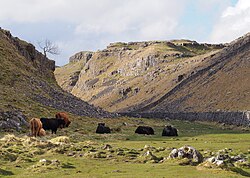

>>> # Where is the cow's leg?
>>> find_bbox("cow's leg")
[31,122,34,136]
[34,122,38,137]
[34,123,38,137]
[36,125,41,137]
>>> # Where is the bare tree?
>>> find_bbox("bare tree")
[38,39,59,58]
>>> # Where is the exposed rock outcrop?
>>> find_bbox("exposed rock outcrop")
[55,32,250,126]
[0,110,28,131]
[168,145,203,164]
[56,39,224,112]
[69,51,93,64]
[0,29,55,77]
[0,28,115,131]
[136,32,250,113]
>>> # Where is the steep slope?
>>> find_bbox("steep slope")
[139,33,250,113]
[55,40,224,112]
[54,52,90,93]
[0,28,113,122]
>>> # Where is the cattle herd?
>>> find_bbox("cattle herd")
[95,124,178,136]
[30,113,178,137]
[29,112,71,137]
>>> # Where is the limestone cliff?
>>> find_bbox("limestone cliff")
[55,39,224,112]
[139,33,250,113]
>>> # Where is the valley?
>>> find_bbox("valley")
[0,28,249,178]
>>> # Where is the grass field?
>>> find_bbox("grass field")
[0,117,249,178]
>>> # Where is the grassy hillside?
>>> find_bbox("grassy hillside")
[0,29,112,122]
[0,29,55,117]
[55,40,223,112]
[143,33,250,113]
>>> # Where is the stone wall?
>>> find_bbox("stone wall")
[120,111,250,127]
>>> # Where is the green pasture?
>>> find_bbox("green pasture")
[0,117,249,178]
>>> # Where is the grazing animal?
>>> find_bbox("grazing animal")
[39,128,46,136]
[162,125,178,136]
[135,126,154,135]
[30,118,43,137]
[96,123,111,134]
[40,118,65,134]
[55,112,71,128]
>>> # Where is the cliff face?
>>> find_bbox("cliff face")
[55,39,224,112]
[142,33,250,113]
[0,28,55,77]
[0,28,113,131]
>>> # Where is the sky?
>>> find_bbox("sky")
[0,0,249,66]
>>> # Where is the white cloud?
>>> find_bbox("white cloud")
[0,0,240,66]
[73,0,185,39]
[0,0,188,65]
[210,0,250,43]
[0,0,185,38]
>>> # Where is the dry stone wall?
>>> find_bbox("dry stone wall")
[121,111,250,127]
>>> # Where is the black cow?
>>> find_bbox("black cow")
[162,125,178,136]
[40,118,65,134]
[135,126,154,135]
[96,123,111,134]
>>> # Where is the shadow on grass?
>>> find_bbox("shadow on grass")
[61,162,76,169]
[230,167,250,177]
[0,168,14,176]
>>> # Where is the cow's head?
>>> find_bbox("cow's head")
[165,125,172,129]
[58,119,66,128]
[98,123,105,126]
[65,120,71,127]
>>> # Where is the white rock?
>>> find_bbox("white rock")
[215,160,224,166]
[39,159,47,163]
[207,157,215,163]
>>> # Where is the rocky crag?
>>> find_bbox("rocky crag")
[121,33,250,126]
[55,39,224,113]
[55,33,250,126]
[0,28,114,131]
[137,32,250,113]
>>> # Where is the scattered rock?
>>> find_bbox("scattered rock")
[168,145,203,164]
[102,144,112,150]
[201,149,250,170]
[139,150,163,163]
[39,159,51,166]
[0,110,28,131]
[122,122,128,126]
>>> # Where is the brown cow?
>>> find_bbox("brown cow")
[30,118,43,137]
[55,112,71,128]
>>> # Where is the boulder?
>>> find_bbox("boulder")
[200,149,250,169]
[168,145,203,163]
